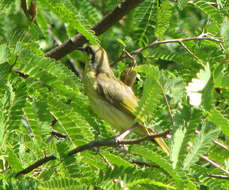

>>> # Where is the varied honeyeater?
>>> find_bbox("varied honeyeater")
[79,45,169,155]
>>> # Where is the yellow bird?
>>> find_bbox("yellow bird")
[79,45,169,155]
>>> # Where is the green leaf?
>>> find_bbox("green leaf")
[221,17,229,53]
[166,77,185,105]
[0,62,11,89]
[177,0,189,10]
[23,102,47,150]
[127,178,176,189]
[183,127,219,169]
[0,43,10,64]
[214,63,229,89]
[8,81,27,130]
[134,0,156,47]
[208,108,229,138]
[193,1,223,25]
[48,96,93,146]
[201,77,213,110]
[40,178,80,189]
[40,0,99,45]
[131,145,184,189]
[155,0,172,39]
[101,150,133,168]
[135,66,161,121]
[170,127,186,169]
[7,146,23,171]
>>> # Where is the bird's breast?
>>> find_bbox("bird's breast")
[83,71,98,97]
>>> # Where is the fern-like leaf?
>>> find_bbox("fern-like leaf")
[127,178,176,189]
[170,127,186,169]
[6,145,23,171]
[48,95,94,146]
[131,145,184,189]
[155,0,172,40]
[0,43,10,64]
[75,0,102,25]
[39,0,99,45]
[191,165,227,189]
[0,0,14,9]
[18,45,80,98]
[208,108,229,138]
[100,150,134,168]
[23,102,46,150]
[214,62,229,89]
[183,127,219,169]
[135,65,161,122]
[134,0,157,47]
[192,1,223,25]
[8,81,27,130]
[149,47,179,62]
[177,0,189,10]
[40,178,82,189]
[0,62,11,92]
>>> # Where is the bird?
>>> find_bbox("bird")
[78,45,169,155]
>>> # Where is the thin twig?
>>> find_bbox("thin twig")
[178,41,201,61]
[213,140,229,152]
[208,174,229,179]
[111,36,223,66]
[158,84,175,128]
[97,151,114,169]
[206,2,218,7]
[201,155,229,175]
[123,49,137,66]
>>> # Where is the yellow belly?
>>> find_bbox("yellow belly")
[89,96,135,132]
[88,95,151,137]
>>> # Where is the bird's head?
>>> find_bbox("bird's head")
[78,45,114,76]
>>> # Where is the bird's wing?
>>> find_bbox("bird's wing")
[96,72,138,118]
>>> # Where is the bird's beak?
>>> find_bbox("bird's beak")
[77,47,85,51]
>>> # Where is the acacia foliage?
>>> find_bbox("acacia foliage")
[0,0,229,189]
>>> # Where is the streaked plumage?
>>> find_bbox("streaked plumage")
[80,45,169,155]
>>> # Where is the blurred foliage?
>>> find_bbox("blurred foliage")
[0,0,229,189]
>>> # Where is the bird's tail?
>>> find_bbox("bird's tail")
[134,124,170,155]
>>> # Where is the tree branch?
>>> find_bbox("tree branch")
[15,155,56,177]
[111,36,223,66]
[68,130,169,155]
[51,130,68,139]
[15,130,168,177]
[45,0,144,60]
